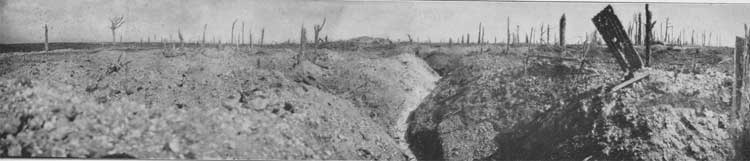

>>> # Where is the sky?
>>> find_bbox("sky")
[1,0,750,46]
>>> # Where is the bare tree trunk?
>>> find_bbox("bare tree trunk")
[691,30,695,46]
[516,25,520,45]
[313,18,326,48]
[298,25,307,66]
[664,18,669,44]
[260,28,265,47]
[735,37,746,119]
[231,20,237,46]
[202,24,207,47]
[539,24,544,44]
[241,22,245,45]
[547,24,550,45]
[111,29,116,45]
[560,14,566,53]
[530,26,535,45]
[637,13,642,45]
[645,4,653,66]
[477,22,482,44]
[506,17,510,52]
[178,28,184,49]
[44,24,49,52]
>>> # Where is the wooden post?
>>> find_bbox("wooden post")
[43,24,49,52]
[735,37,746,119]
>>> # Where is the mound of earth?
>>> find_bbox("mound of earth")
[0,47,434,160]
[322,36,395,50]
[347,36,393,45]
[407,50,743,160]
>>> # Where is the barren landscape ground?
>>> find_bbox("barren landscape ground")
[3,1,750,160]
[1,37,747,160]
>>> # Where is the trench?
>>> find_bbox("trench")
[393,87,435,161]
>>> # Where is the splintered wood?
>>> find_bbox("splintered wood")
[592,5,644,74]
[735,37,746,119]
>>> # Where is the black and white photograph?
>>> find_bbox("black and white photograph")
[1,0,750,160]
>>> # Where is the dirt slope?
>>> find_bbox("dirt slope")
[0,47,437,160]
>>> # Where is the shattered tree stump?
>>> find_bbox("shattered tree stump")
[735,37,746,119]
[592,5,644,76]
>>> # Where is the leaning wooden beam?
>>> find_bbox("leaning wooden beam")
[527,55,588,63]
[592,5,643,75]
[607,73,649,94]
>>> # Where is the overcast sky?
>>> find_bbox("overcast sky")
[1,0,750,46]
